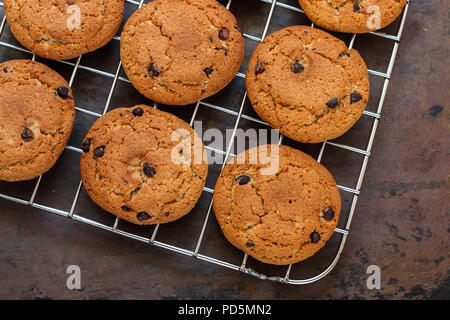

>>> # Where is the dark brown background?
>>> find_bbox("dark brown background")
[0,0,448,299]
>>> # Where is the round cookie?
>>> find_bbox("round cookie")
[80,105,208,225]
[213,144,341,265]
[0,59,75,182]
[246,26,370,144]
[298,0,407,33]
[4,0,124,60]
[120,0,245,106]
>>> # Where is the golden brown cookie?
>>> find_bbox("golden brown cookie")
[120,0,245,106]
[0,59,75,182]
[213,144,341,265]
[246,26,370,144]
[80,105,208,225]
[298,0,407,33]
[4,0,124,60]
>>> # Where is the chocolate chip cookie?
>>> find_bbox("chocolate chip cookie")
[80,105,208,225]
[213,144,341,265]
[246,26,370,144]
[0,59,75,181]
[120,0,245,106]
[298,0,407,33]
[4,0,124,60]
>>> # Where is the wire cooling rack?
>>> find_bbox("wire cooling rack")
[0,0,410,284]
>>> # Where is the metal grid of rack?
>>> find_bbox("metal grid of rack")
[0,0,410,284]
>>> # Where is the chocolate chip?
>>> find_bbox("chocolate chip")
[350,92,363,104]
[143,164,156,177]
[327,98,339,108]
[3,67,8,73]
[310,231,320,243]
[164,212,170,217]
[255,61,265,75]
[339,51,350,59]
[137,212,151,221]
[94,146,105,157]
[237,175,250,185]
[121,206,131,212]
[132,107,144,117]
[235,25,243,35]
[21,128,33,141]
[246,241,255,247]
[292,62,304,74]
[148,64,160,76]
[353,2,360,11]
[323,208,335,221]
[218,28,230,40]
[204,67,213,77]
[81,138,91,153]
[56,86,69,99]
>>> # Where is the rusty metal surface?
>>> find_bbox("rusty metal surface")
[0,0,448,299]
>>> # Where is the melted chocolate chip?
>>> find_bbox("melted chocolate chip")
[81,138,91,153]
[164,212,170,217]
[310,231,320,243]
[255,61,265,75]
[56,86,69,99]
[21,128,33,141]
[94,146,105,157]
[246,241,255,247]
[121,206,131,212]
[323,208,335,221]
[238,175,250,185]
[204,67,213,77]
[339,51,351,59]
[3,67,8,73]
[218,28,230,40]
[235,25,243,35]
[327,98,339,108]
[132,107,144,117]
[292,62,304,74]
[353,2,360,11]
[350,92,363,104]
[137,212,151,221]
[143,164,156,177]
[148,64,160,77]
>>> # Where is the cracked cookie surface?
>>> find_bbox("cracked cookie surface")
[0,59,75,181]
[120,0,244,106]
[4,0,124,60]
[213,145,341,265]
[80,105,208,225]
[298,0,407,33]
[246,26,369,144]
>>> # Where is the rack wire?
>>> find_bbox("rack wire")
[0,0,410,284]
